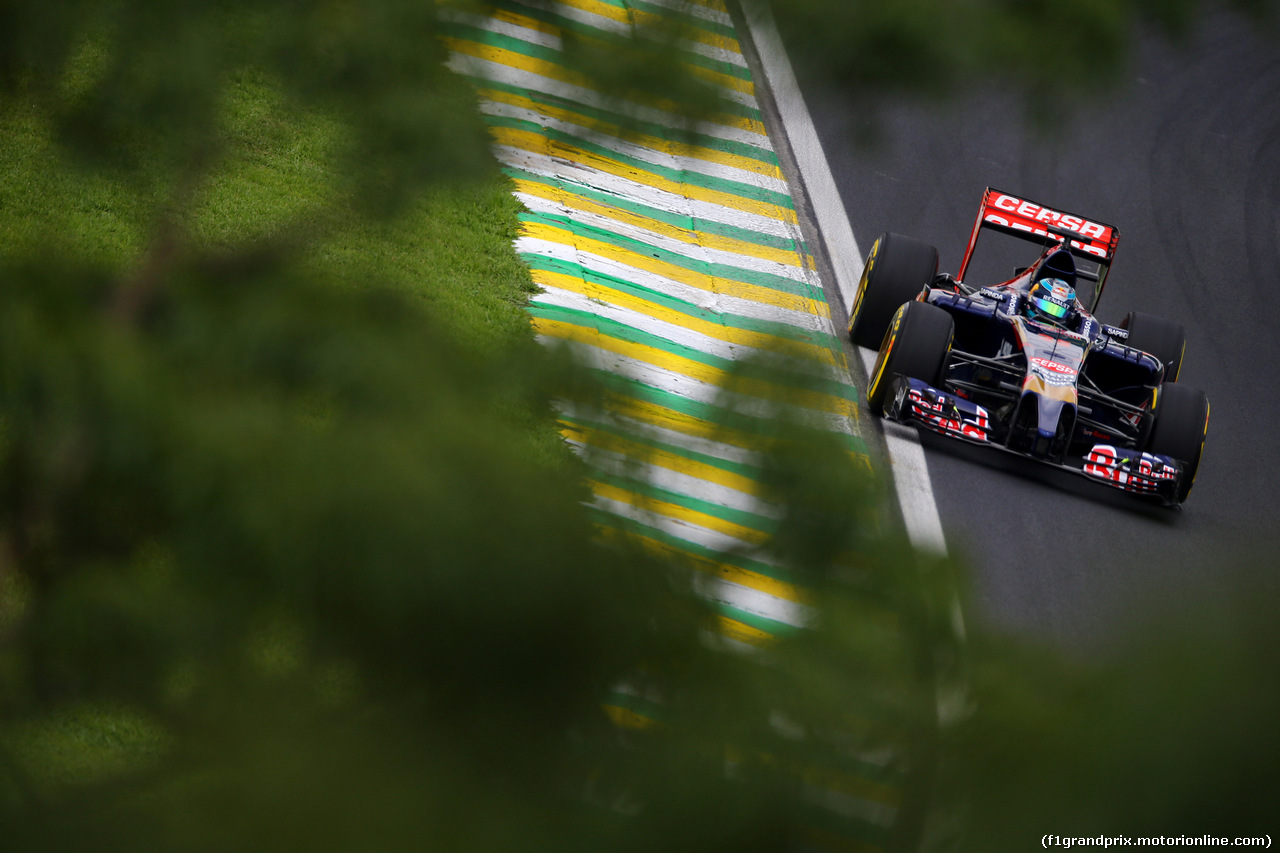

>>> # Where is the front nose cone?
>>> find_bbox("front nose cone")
[1026,392,1074,459]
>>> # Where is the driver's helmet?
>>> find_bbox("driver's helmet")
[1027,278,1077,324]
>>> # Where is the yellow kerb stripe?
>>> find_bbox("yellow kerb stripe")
[585,396,761,450]
[686,63,754,97]
[603,705,660,729]
[563,420,765,496]
[513,178,807,267]
[532,316,857,416]
[494,126,791,223]
[585,395,866,468]
[530,268,836,366]
[588,478,772,547]
[445,37,766,136]
[520,219,825,315]
[482,4,752,94]
[610,526,807,603]
[486,6,561,39]
[556,0,744,55]
[716,615,774,646]
[485,88,782,181]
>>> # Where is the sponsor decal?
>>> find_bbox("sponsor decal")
[1030,357,1075,375]
[1030,280,1074,318]
[908,388,990,442]
[989,194,1111,239]
[1103,324,1129,340]
[979,287,1005,300]
[1083,444,1178,493]
[1077,316,1101,348]
[983,193,1113,258]
[1029,356,1078,387]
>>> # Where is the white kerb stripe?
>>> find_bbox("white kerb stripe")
[497,147,796,237]
[518,237,832,332]
[446,53,770,148]
[514,192,813,283]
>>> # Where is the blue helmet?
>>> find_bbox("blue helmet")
[1027,278,1076,323]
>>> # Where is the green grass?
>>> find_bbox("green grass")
[1,70,540,362]
[0,67,548,792]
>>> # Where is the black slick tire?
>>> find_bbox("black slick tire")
[848,232,939,349]
[867,301,954,416]
[1123,311,1187,382]
[1146,382,1209,504]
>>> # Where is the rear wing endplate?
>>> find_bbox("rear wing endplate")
[957,188,1121,311]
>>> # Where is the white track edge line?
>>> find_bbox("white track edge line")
[738,1,862,310]
[858,349,949,556]
[740,0,949,559]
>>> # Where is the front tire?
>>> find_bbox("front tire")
[867,301,954,416]
[848,232,939,349]
[1123,311,1187,382]
[1146,382,1209,504]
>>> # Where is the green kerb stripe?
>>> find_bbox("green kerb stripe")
[588,468,779,534]
[586,370,869,456]
[603,690,667,721]
[442,22,763,124]
[520,0,739,41]
[715,602,799,636]
[523,254,836,347]
[520,210,820,299]
[683,50,752,82]
[558,412,766,481]
[586,506,797,585]
[444,20,564,67]
[626,0,737,39]
[530,303,860,403]
[488,114,794,211]
[483,2,750,81]
[470,77,779,169]
[507,167,806,254]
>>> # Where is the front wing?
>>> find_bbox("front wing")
[884,376,1185,505]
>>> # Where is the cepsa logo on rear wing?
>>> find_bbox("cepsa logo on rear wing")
[957,188,1121,310]
[981,190,1117,258]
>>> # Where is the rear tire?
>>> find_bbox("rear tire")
[1147,382,1209,504]
[1123,311,1187,382]
[867,301,954,416]
[848,232,939,349]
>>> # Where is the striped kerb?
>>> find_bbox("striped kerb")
[445,1,893,848]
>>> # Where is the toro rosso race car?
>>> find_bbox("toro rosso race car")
[848,188,1210,506]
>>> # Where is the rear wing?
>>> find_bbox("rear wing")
[957,188,1121,311]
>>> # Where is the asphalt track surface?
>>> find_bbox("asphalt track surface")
[783,9,1280,648]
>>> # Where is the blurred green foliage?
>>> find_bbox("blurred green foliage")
[0,1,944,849]
[0,1,1276,851]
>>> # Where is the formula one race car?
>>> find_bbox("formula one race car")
[848,188,1209,506]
